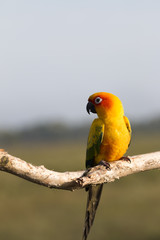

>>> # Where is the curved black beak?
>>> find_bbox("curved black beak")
[86,101,97,114]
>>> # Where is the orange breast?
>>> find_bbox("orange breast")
[95,121,130,164]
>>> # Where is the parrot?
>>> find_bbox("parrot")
[82,92,131,240]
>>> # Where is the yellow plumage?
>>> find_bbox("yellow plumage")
[96,115,131,163]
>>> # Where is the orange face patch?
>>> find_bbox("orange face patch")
[100,96,113,109]
[89,92,114,110]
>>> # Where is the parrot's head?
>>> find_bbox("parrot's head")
[86,92,124,120]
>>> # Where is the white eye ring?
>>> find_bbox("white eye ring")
[95,97,102,104]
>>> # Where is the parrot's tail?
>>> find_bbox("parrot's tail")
[82,184,103,240]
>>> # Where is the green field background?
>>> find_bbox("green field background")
[0,132,160,240]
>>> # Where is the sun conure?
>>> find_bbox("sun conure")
[82,92,131,240]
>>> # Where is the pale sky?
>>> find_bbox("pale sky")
[0,0,160,129]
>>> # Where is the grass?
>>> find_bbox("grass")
[0,132,160,240]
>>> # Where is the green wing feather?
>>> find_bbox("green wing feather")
[123,115,132,146]
[86,119,104,168]
[123,116,131,134]
[83,119,104,240]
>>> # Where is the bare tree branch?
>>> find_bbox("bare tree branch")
[0,151,160,191]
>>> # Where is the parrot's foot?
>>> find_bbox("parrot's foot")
[99,160,111,170]
[120,156,131,163]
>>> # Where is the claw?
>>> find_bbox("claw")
[120,156,131,163]
[99,160,111,170]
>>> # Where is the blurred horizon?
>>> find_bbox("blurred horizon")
[0,115,159,149]
[0,113,160,131]
[1,113,160,132]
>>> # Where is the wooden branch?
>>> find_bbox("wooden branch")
[0,151,160,191]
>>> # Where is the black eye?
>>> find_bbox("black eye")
[95,97,102,104]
